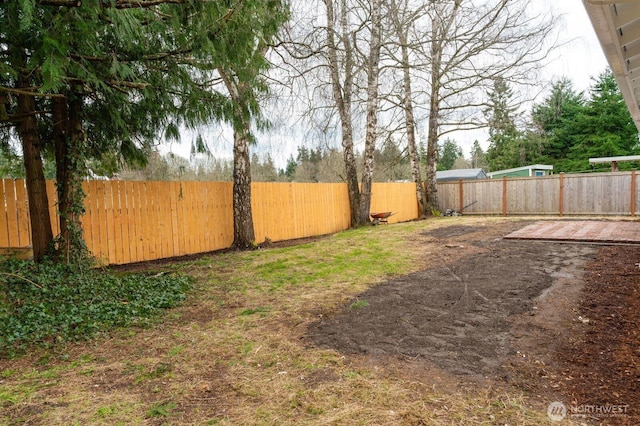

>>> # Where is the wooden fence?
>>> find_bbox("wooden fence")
[0,180,419,265]
[437,170,639,217]
[3,171,635,265]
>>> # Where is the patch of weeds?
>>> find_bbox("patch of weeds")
[122,361,145,377]
[96,405,118,418]
[36,354,52,366]
[146,400,176,418]
[135,362,173,384]
[0,385,36,406]
[344,371,359,379]
[68,354,96,368]
[349,300,369,309]
[168,344,185,358]
[80,367,94,376]
[239,306,271,317]
[0,259,192,356]
[239,342,254,355]
[22,369,58,380]
[305,405,324,415]
[0,369,16,379]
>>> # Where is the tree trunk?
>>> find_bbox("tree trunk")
[425,109,439,214]
[326,0,361,226]
[341,123,361,227]
[17,73,53,262]
[53,89,87,263]
[392,2,427,217]
[231,125,256,249]
[425,17,441,215]
[358,0,383,224]
[425,1,461,215]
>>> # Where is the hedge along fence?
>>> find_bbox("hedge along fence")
[0,179,419,265]
[437,170,639,217]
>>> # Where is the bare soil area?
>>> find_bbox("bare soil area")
[308,220,640,424]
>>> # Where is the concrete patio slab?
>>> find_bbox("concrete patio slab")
[504,220,640,245]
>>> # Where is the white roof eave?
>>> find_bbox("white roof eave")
[583,0,640,132]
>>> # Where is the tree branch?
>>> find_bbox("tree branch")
[114,0,185,8]
[39,0,81,6]
[0,86,65,98]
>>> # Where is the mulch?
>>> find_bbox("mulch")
[554,246,640,425]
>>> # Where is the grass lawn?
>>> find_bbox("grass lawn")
[0,217,567,425]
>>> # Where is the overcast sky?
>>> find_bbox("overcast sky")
[546,0,608,91]
[166,0,611,168]
[445,0,610,157]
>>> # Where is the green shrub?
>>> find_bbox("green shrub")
[0,259,191,355]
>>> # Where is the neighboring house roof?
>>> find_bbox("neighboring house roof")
[583,1,640,132]
[487,164,553,178]
[436,168,487,181]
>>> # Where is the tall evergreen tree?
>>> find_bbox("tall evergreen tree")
[1,1,287,261]
[485,77,523,171]
[437,139,462,171]
[531,77,586,166]
[568,70,639,168]
[529,71,638,172]
[470,140,488,169]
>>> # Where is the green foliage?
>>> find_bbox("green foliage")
[485,77,525,171]
[1,0,289,258]
[239,306,271,316]
[486,70,639,173]
[146,401,176,418]
[531,77,586,160]
[470,140,488,170]
[349,300,369,309]
[0,259,191,355]
[0,146,25,178]
[437,139,463,171]
[570,71,639,162]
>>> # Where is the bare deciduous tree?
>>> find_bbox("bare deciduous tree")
[358,0,383,224]
[420,0,559,213]
[274,0,558,218]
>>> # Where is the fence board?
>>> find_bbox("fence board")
[14,182,30,247]
[81,181,94,255]
[0,180,10,247]
[4,181,19,247]
[148,181,162,260]
[45,180,60,237]
[633,172,640,216]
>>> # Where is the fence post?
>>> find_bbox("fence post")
[559,173,564,217]
[501,176,507,217]
[458,179,464,213]
[632,170,636,217]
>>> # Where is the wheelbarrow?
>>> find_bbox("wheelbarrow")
[370,211,396,225]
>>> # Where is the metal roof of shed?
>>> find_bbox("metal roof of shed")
[435,168,487,181]
[486,164,553,177]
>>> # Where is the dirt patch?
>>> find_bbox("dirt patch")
[308,220,640,424]
[308,224,595,378]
